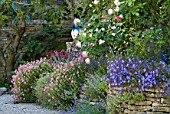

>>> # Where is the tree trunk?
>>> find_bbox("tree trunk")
[5,54,15,85]
[1,16,26,86]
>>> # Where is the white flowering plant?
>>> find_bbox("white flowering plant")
[74,0,130,59]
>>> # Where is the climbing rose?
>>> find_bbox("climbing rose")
[82,51,88,58]
[115,16,121,21]
[108,9,114,15]
[85,58,90,64]
[98,39,105,45]
[114,0,120,6]
[119,14,123,18]
[73,18,80,25]
[111,26,116,29]
[94,0,99,4]
[76,41,81,48]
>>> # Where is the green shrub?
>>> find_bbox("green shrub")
[84,73,107,103]
[11,58,53,103]
[35,76,49,106]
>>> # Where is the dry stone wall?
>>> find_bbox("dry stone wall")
[108,86,170,114]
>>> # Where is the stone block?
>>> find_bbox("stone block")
[152,106,170,112]
[145,88,155,92]
[145,93,155,98]
[146,98,160,102]
[127,105,152,111]
[124,109,145,114]
[161,98,168,104]
[147,112,170,114]
[135,101,152,106]
[152,102,169,107]
[0,87,7,95]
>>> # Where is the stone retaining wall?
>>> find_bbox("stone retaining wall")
[107,87,170,114]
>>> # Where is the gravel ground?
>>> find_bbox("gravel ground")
[0,94,69,114]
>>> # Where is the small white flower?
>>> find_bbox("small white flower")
[98,39,105,45]
[89,4,92,7]
[95,28,99,32]
[89,34,92,37]
[83,33,86,37]
[101,28,105,31]
[114,0,120,6]
[94,0,99,4]
[112,33,116,36]
[119,14,123,18]
[108,8,114,15]
[76,41,81,48]
[88,23,91,26]
[114,6,119,12]
[111,26,116,29]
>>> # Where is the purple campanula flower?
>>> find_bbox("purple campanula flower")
[106,55,169,94]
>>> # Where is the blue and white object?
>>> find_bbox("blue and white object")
[71,25,82,39]
[71,18,82,39]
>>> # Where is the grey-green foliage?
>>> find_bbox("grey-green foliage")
[35,76,49,106]
[85,73,107,101]
[74,103,106,114]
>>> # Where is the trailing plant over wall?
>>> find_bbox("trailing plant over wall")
[106,55,170,93]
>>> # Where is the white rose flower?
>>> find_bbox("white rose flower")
[101,28,105,31]
[119,14,123,18]
[83,33,86,37]
[115,6,119,12]
[112,33,116,36]
[108,8,114,15]
[95,28,99,32]
[114,0,120,6]
[111,26,116,29]
[89,34,92,37]
[94,0,99,4]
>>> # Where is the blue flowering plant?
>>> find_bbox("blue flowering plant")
[106,55,170,94]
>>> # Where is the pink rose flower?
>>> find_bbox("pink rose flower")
[82,51,88,58]
[85,58,90,64]
[98,39,105,45]
[73,18,80,25]
[115,16,121,21]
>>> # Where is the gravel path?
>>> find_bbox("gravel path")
[0,94,68,114]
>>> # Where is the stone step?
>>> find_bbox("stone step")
[0,87,7,96]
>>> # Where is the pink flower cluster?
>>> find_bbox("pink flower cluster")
[11,58,47,102]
